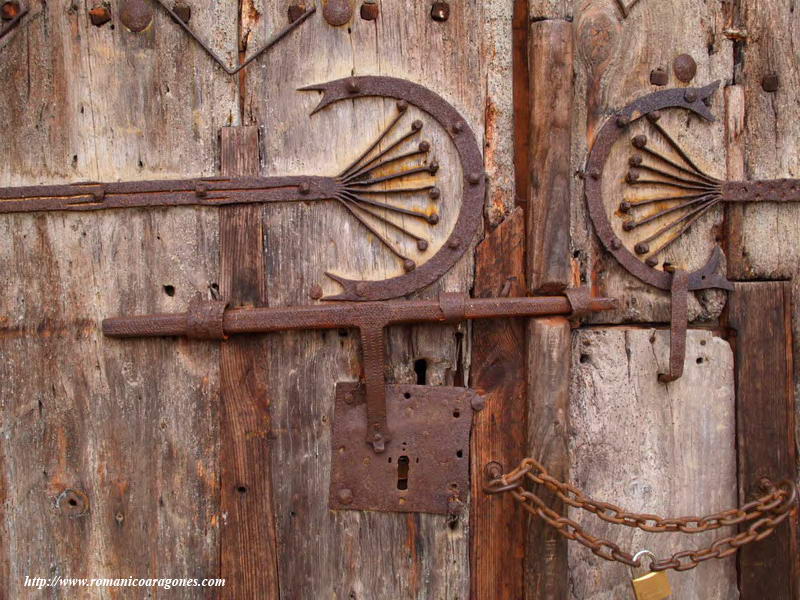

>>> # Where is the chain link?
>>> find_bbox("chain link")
[485,457,798,572]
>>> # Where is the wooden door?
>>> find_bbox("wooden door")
[0,1,797,599]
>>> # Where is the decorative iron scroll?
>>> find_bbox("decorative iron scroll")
[0,76,485,302]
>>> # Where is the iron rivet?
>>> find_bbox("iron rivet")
[684,89,698,103]
[411,119,423,131]
[468,172,482,185]
[346,79,360,94]
[344,391,355,404]
[287,3,305,23]
[428,186,441,199]
[649,67,668,86]
[360,1,379,20]
[634,242,649,255]
[616,115,630,128]
[625,169,640,183]
[645,257,658,267]
[646,110,662,122]
[428,161,439,174]
[119,0,153,32]
[629,155,643,166]
[309,284,323,300]
[173,1,191,23]
[396,100,409,112]
[673,53,697,83]
[762,73,780,93]
[89,5,112,26]
[619,201,631,213]
[632,135,647,149]
[416,239,429,251]
[485,461,503,480]
[452,121,464,134]
[298,182,310,195]
[431,1,450,22]
[0,1,20,21]
[195,183,208,198]
[428,213,440,225]
[448,238,460,250]
[93,189,105,202]
[418,141,430,152]
[338,488,354,505]
[355,282,367,297]
[610,238,622,250]
[471,394,486,411]
[403,259,416,272]
[623,220,636,231]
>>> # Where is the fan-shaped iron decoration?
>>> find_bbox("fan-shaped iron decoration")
[0,76,485,302]
[586,81,800,381]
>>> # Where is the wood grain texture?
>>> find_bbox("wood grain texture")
[469,208,527,600]
[569,328,738,599]
[726,282,798,599]
[236,1,512,597]
[0,1,236,596]
[571,0,732,324]
[218,126,280,598]
[723,84,746,279]
[528,19,574,294]
[525,317,571,600]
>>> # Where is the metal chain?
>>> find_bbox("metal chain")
[485,457,798,572]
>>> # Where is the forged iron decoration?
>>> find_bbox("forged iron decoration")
[585,81,800,381]
[0,76,485,302]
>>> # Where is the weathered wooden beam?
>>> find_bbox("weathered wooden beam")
[469,208,527,600]
[726,282,798,599]
[527,19,574,294]
[723,85,748,278]
[218,126,280,598]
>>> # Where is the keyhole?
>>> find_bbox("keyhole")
[397,455,410,490]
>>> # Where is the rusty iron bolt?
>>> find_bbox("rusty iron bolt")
[646,110,662,122]
[120,0,153,32]
[195,183,208,198]
[360,1,379,20]
[1,1,21,21]
[645,256,658,267]
[447,237,460,249]
[396,100,408,112]
[298,182,310,195]
[287,3,306,23]
[649,67,668,86]
[673,53,697,83]
[173,1,191,23]
[616,115,630,128]
[346,79,360,94]
[431,1,450,22]
[403,259,416,272]
[309,284,323,300]
[428,186,441,199]
[610,238,622,250]
[684,89,698,103]
[416,239,429,251]
[629,155,643,167]
[89,5,112,26]
[418,141,431,152]
[632,135,648,149]
[467,172,482,185]
[338,488,354,505]
[762,73,780,93]
[485,461,503,480]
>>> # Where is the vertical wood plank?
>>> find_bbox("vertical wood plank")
[525,317,572,600]
[528,19,574,294]
[723,85,747,278]
[726,282,798,599]
[469,208,527,600]
[218,126,280,598]
[513,0,531,209]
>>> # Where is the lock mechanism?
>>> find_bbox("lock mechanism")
[630,551,671,600]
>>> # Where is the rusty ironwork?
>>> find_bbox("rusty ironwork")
[151,0,315,75]
[0,0,26,42]
[672,53,697,83]
[485,456,799,572]
[103,289,616,455]
[322,0,353,26]
[657,268,688,382]
[0,76,484,302]
[329,382,477,514]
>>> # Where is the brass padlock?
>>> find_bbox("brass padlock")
[630,551,671,600]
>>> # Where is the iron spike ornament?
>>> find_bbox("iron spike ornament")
[0,76,485,302]
[585,81,800,380]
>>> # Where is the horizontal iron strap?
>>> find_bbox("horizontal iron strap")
[721,179,800,203]
[103,295,616,338]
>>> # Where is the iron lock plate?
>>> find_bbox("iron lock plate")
[329,382,477,514]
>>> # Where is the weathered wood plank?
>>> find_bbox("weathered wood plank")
[726,282,798,599]
[525,317,572,600]
[218,126,280,598]
[528,19,574,294]
[0,0,234,595]
[469,208,527,600]
[572,0,732,324]
[723,84,747,279]
[569,328,738,599]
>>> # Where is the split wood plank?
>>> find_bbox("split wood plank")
[569,328,738,599]
[236,1,507,596]
[0,1,236,596]
[571,0,732,324]
[726,282,798,599]
[469,208,527,600]
[218,126,280,598]
[528,19,574,294]
[525,317,572,599]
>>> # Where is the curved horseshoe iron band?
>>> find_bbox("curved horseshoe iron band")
[586,81,800,381]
